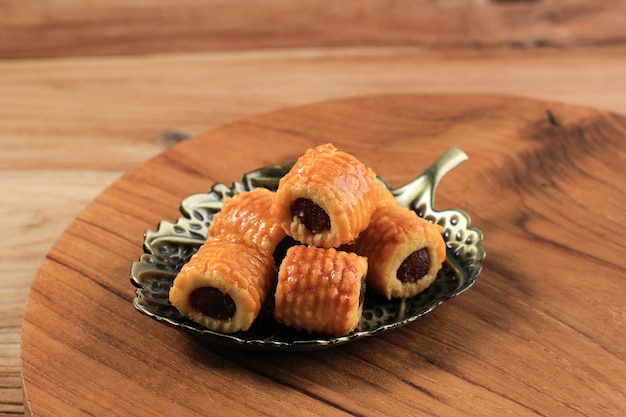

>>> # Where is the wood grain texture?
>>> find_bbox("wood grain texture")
[3,47,626,167]
[4,45,626,417]
[3,0,626,414]
[1,0,626,58]
[20,94,626,416]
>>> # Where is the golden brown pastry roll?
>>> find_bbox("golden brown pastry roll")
[352,204,446,299]
[169,236,276,333]
[274,245,367,337]
[208,188,286,255]
[373,178,396,205]
[271,143,377,248]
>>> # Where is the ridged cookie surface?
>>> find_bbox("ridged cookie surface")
[352,203,446,299]
[169,236,276,333]
[274,245,367,336]
[271,143,377,248]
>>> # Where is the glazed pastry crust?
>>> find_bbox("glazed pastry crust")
[169,236,276,333]
[271,143,377,248]
[274,245,367,337]
[352,203,446,299]
[208,188,286,255]
[373,178,396,205]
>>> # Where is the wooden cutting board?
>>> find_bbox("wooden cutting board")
[21,94,626,416]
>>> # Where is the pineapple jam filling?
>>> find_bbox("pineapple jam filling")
[396,248,430,283]
[189,287,236,320]
[290,198,331,234]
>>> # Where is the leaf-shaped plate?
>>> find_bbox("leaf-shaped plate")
[130,148,485,350]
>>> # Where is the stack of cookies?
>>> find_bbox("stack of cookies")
[169,143,446,337]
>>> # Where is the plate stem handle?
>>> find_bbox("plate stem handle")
[391,147,468,209]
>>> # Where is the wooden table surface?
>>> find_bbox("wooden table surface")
[2,1,626,416]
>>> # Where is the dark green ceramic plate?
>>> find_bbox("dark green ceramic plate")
[130,148,485,350]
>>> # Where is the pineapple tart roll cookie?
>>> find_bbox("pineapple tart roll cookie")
[352,204,446,299]
[373,178,396,205]
[208,188,286,256]
[271,143,378,248]
[274,245,368,337]
[169,236,276,333]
